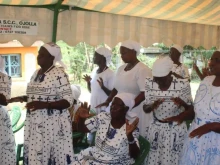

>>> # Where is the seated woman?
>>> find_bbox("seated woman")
[72,93,140,165]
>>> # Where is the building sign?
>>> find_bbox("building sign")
[0,19,38,35]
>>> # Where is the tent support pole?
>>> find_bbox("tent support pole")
[52,0,63,42]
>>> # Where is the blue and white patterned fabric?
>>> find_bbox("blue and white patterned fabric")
[24,67,74,165]
[72,112,139,165]
[0,72,16,165]
[179,75,220,165]
[144,77,192,165]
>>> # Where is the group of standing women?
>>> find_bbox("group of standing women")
[0,39,220,165]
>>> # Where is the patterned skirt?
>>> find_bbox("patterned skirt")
[23,109,74,165]
[0,106,16,165]
[144,118,187,165]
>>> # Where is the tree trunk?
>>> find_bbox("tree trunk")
[83,42,91,70]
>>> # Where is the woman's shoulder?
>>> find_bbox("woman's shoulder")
[137,62,151,71]
[202,75,215,84]
[0,72,11,81]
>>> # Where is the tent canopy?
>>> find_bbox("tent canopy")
[2,0,220,26]
[1,0,220,48]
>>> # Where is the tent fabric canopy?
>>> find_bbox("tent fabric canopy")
[2,0,220,26]
[0,1,220,48]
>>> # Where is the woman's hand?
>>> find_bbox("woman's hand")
[78,102,94,119]
[26,101,49,111]
[7,96,24,103]
[126,118,139,137]
[171,97,188,109]
[83,74,91,83]
[189,123,212,138]
[97,77,104,88]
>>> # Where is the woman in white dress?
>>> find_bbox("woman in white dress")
[143,56,193,165]
[72,93,140,165]
[8,43,74,165]
[170,44,190,80]
[97,40,152,135]
[83,47,114,114]
[0,56,16,165]
[179,51,220,165]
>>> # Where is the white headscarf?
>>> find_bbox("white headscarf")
[115,93,135,111]
[0,56,6,74]
[42,42,66,68]
[95,47,112,66]
[71,84,81,101]
[171,44,183,54]
[121,40,141,56]
[152,56,173,77]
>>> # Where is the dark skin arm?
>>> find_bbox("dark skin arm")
[143,99,164,113]
[134,92,145,108]
[0,94,7,106]
[96,88,118,108]
[163,105,195,124]
[83,74,91,92]
[126,118,140,159]
[77,102,94,133]
[8,95,28,103]
[97,77,112,96]
[26,99,70,111]
[190,122,220,138]
[193,63,205,80]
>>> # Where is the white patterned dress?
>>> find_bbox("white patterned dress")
[24,67,74,165]
[179,76,220,165]
[72,112,139,165]
[144,77,192,165]
[0,72,16,165]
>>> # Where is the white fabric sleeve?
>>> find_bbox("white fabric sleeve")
[106,71,115,90]
[136,66,152,92]
[85,112,104,133]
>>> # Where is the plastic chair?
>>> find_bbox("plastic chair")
[186,120,193,129]
[14,121,25,165]
[9,106,21,128]
[11,108,25,165]
[134,135,150,165]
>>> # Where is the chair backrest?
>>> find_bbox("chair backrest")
[9,106,21,127]
[134,135,150,165]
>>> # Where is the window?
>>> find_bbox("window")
[2,54,21,77]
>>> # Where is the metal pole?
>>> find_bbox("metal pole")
[52,0,63,42]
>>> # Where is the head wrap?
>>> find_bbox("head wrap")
[0,56,6,74]
[42,42,66,68]
[152,56,173,77]
[115,93,135,111]
[95,47,112,66]
[171,44,183,54]
[121,40,141,56]
[71,84,81,101]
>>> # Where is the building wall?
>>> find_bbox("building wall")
[0,47,38,81]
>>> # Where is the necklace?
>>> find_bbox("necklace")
[125,61,139,71]
[35,65,54,82]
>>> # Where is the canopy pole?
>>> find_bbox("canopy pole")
[52,0,63,42]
